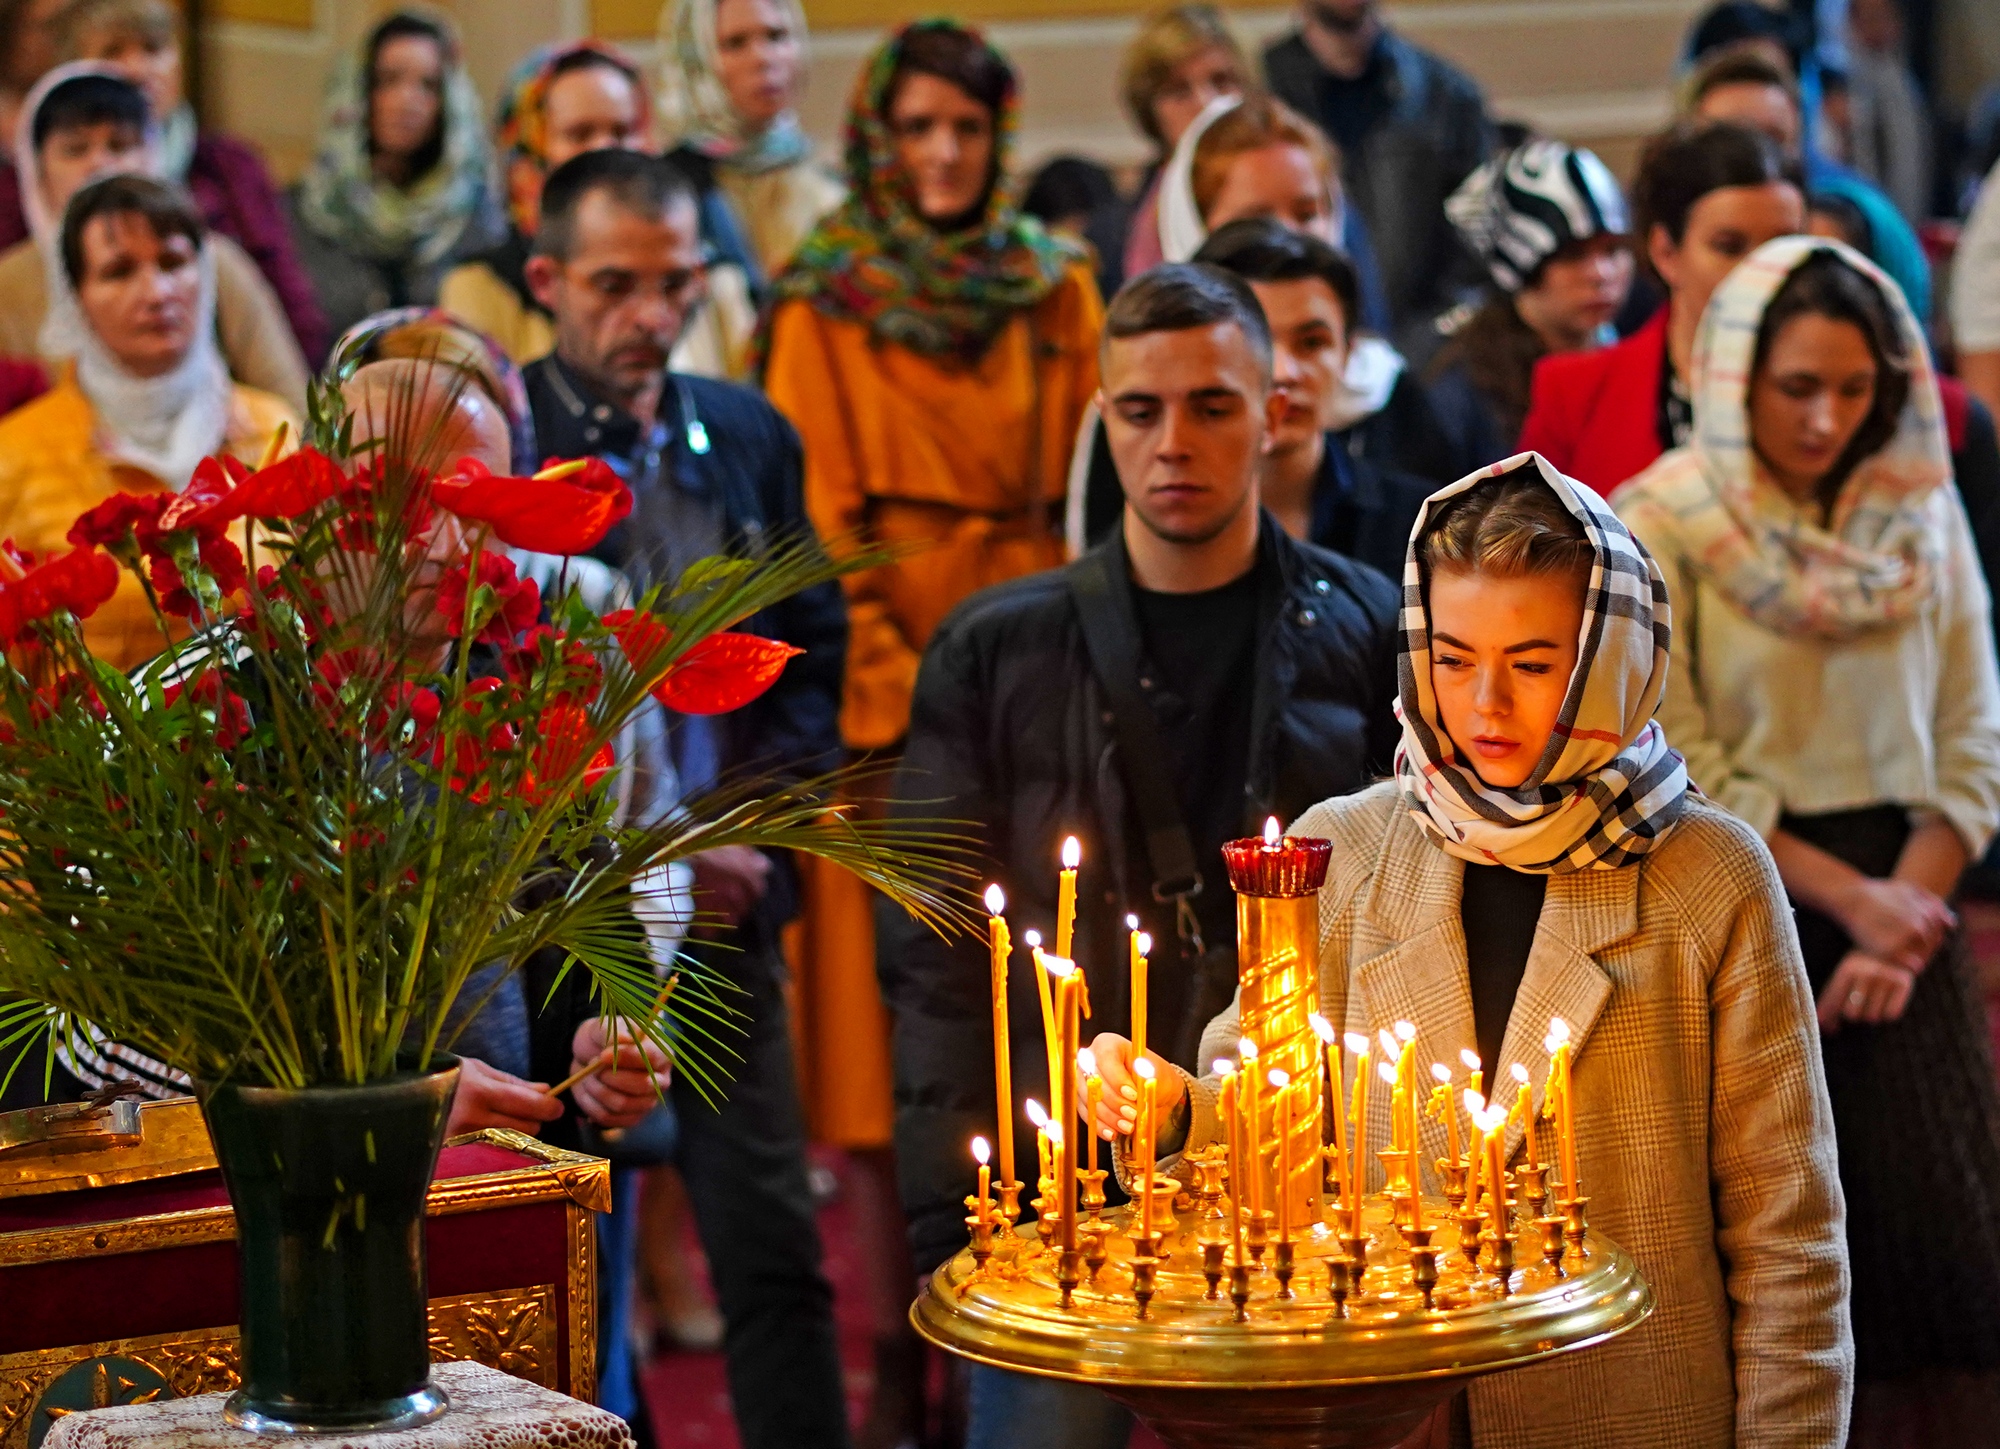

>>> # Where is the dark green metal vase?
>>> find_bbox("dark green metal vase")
[198,1056,460,1434]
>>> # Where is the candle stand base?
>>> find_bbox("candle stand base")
[1201,1239,1225,1301]
[915,1193,1653,1449]
[1273,1240,1296,1299]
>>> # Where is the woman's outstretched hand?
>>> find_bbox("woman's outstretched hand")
[1079,1033,1187,1142]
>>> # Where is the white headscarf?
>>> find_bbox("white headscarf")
[1155,90,1401,430]
[15,62,161,362]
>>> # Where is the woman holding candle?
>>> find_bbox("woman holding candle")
[1089,454,1850,1446]
[1615,236,2000,1438]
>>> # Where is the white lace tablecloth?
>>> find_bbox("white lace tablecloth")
[40,1363,633,1449]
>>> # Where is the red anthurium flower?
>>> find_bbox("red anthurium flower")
[222,447,346,522]
[0,546,121,643]
[155,456,250,535]
[431,456,633,556]
[602,608,671,673]
[68,491,169,558]
[655,632,803,715]
[434,552,541,645]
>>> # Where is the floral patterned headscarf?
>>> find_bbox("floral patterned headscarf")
[1613,235,1951,640]
[766,20,1081,362]
[495,40,650,234]
[657,0,813,176]
[296,7,494,267]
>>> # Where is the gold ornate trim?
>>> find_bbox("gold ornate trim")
[563,1202,598,1402]
[0,1133,610,1266]
[0,1288,562,1449]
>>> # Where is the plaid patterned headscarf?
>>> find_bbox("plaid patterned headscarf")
[1612,236,1950,640]
[1395,452,1690,873]
[495,41,649,234]
[765,19,1081,362]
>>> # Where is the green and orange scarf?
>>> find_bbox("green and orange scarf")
[767,20,1081,363]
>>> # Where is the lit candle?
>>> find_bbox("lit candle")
[1271,1068,1293,1243]
[1028,931,1057,1119]
[1027,1098,1052,1196]
[1217,1060,1244,1264]
[1128,917,1150,1062]
[972,1136,993,1223]
[1078,1047,1102,1176]
[1551,1018,1580,1199]
[1461,1047,1483,1105]
[1482,1106,1509,1242]
[1431,1063,1459,1167]
[1056,837,1080,960]
[1262,815,1282,849]
[985,886,1014,1185]
[1046,955,1081,1247]
[1239,1038,1263,1221]
[1462,1088,1485,1212]
[1393,1021,1418,1177]
[1511,1062,1538,1168]
[1312,1014,1344,1190]
[1134,1055,1158,1243]
[1346,1033,1370,1236]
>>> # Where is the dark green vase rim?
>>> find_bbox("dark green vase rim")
[196,1052,461,1104]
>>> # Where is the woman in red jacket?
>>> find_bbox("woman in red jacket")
[1519,121,1802,494]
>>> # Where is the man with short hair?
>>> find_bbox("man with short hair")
[523,148,852,1449]
[880,262,1398,1447]
[1261,0,1492,330]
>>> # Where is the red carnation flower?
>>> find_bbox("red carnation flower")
[505,624,604,707]
[431,456,633,556]
[149,535,247,621]
[523,701,615,805]
[434,551,540,645]
[68,491,169,559]
[162,670,252,749]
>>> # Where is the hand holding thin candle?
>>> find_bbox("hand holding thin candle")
[1081,1032,1186,1142]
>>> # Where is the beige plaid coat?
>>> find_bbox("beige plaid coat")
[1171,782,1852,1447]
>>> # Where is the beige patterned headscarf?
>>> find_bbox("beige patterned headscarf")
[656,0,813,174]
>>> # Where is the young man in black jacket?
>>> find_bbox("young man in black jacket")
[521,149,851,1449]
[880,264,1399,1448]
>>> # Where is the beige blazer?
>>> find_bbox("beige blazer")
[1168,782,1852,1448]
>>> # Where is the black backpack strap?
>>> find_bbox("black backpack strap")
[1066,547,1206,955]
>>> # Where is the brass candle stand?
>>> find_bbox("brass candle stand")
[916,1183,1653,1449]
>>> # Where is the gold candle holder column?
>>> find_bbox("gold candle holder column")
[1221,826,1333,1239]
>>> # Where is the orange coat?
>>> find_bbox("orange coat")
[0,371,297,670]
[764,260,1103,1148]
[764,260,1104,750]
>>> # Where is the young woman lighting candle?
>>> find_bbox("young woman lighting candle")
[1086,454,1849,1446]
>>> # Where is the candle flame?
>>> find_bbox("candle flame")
[1042,954,1076,979]
[1133,1056,1157,1081]
[985,884,1006,915]
[1377,1059,1398,1085]
[1238,1037,1259,1061]
[1309,1012,1335,1043]
[1460,1048,1481,1071]
[1136,932,1152,955]
[1268,1068,1290,1089]
[1125,913,1139,930]
[1061,836,1081,870]
[1077,1047,1098,1076]
[1376,1027,1398,1057]
[1431,1061,1451,1084]
[1550,1017,1571,1042]
[1213,1058,1236,1077]
[1047,1122,1064,1146]
[1462,1087,1484,1114]
[1543,1034,1559,1054]
[1476,1105,1509,1133]
[1344,1032,1370,1056]
[1263,816,1282,845]
[972,1136,991,1165]
[1026,1098,1049,1128]
[1024,929,1042,948]
[1510,1062,1530,1084]
[1394,1020,1416,1042]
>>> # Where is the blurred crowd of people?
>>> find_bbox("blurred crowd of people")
[2,0,1999,1444]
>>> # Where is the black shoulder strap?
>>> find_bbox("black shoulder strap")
[1066,546,1206,952]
